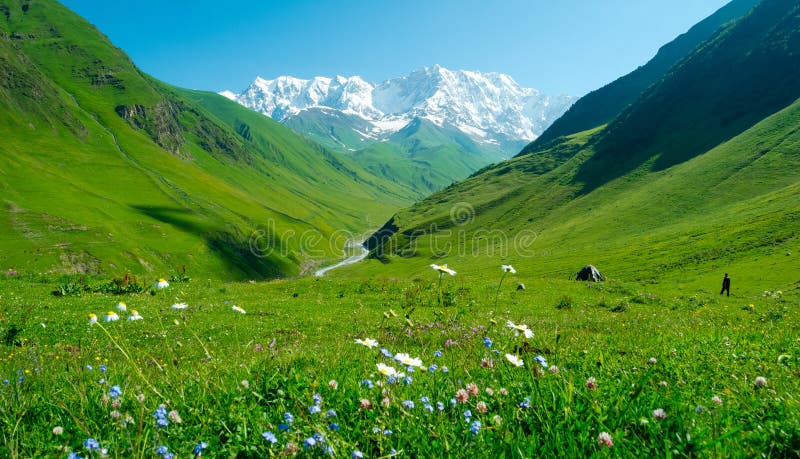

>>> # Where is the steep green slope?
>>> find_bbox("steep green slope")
[0,0,413,279]
[528,0,760,148]
[353,118,513,195]
[351,0,799,292]
[581,0,800,189]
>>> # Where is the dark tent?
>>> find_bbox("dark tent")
[576,265,604,282]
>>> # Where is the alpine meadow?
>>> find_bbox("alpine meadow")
[0,0,798,458]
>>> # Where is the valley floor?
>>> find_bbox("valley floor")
[0,273,797,457]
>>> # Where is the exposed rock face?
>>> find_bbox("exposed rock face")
[115,97,254,163]
[116,100,185,154]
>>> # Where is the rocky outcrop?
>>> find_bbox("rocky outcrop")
[116,100,185,155]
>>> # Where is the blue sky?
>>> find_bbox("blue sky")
[60,0,731,96]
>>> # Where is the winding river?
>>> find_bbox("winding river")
[313,244,370,277]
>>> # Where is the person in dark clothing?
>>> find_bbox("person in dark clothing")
[720,273,731,296]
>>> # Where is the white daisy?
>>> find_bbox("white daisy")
[355,338,378,348]
[506,320,534,339]
[128,310,143,321]
[377,363,399,378]
[505,353,524,367]
[430,264,456,276]
[103,311,120,322]
[171,302,188,310]
[393,352,424,368]
[155,278,169,289]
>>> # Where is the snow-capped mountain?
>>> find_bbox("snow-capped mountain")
[222,65,576,147]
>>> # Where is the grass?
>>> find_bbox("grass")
[0,271,798,457]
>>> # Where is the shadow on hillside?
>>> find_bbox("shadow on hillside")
[572,0,800,195]
[131,205,285,279]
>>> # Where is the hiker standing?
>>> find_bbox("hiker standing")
[720,273,731,296]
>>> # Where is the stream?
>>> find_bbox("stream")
[313,244,369,277]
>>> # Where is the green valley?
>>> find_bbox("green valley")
[1,0,799,457]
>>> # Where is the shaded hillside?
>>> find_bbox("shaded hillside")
[0,0,414,279]
[581,0,800,190]
[527,0,760,149]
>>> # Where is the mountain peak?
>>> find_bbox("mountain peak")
[224,66,577,146]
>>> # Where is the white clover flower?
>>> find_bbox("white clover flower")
[103,311,120,322]
[754,376,767,387]
[501,264,516,274]
[155,278,169,289]
[355,338,378,348]
[171,302,188,310]
[167,410,182,423]
[597,431,613,447]
[504,353,524,367]
[231,305,246,314]
[430,264,456,276]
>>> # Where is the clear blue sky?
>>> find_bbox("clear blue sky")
[60,0,731,96]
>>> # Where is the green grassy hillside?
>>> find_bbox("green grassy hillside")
[353,100,799,292]
[583,0,800,188]
[282,107,377,152]
[0,0,415,280]
[353,118,513,195]
[529,0,759,148]
[282,109,518,196]
[350,0,800,294]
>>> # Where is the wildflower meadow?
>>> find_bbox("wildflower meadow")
[0,267,798,457]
